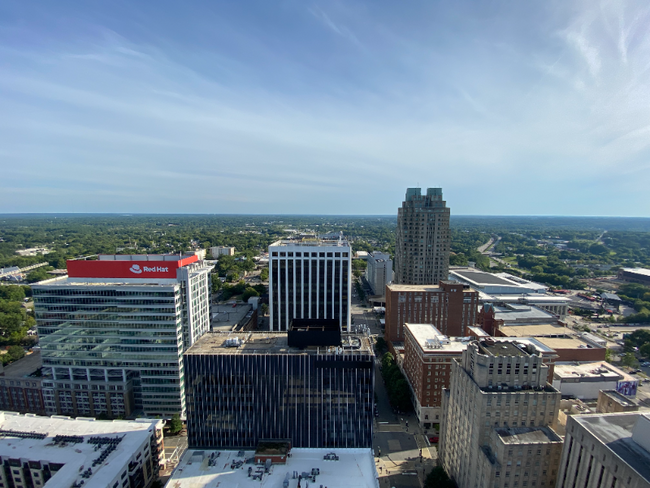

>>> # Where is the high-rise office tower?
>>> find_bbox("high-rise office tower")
[394,187,451,285]
[184,323,374,449]
[269,236,351,331]
[33,254,212,418]
[439,339,563,488]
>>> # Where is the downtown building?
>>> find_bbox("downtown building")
[365,251,392,296]
[440,339,563,488]
[183,323,374,449]
[269,236,351,331]
[33,254,212,418]
[384,282,479,343]
[394,187,451,285]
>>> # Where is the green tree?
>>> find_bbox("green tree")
[640,343,650,359]
[259,267,269,281]
[169,413,183,435]
[424,466,455,488]
[242,287,260,302]
[260,303,269,316]
[621,352,639,368]
[0,286,25,302]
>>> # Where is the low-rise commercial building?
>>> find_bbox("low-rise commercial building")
[0,411,164,488]
[450,268,548,295]
[0,351,45,415]
[210,246,235,258]
[618,268,650,286]
[597,390,639,413]
[557,412,650,488]
[385,282,478,343]
[552,362,638,399]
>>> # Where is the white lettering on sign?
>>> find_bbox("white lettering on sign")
[142,266,170,273]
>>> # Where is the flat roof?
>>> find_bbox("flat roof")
[536,337,600,350]
[185,332,373,356]
[496,426,562,444]
[479,340,529,357]
[404,323,471,353]
[488,294,570,304]
[0,350,41,378]
[494,304,557,322]
[500,324,570,338]
[468,326,491,337]
[553,362,633,382]
[0,412,161,488]
[621,268,650,277]
[165,448,378,488]
[600,390,638,407]
[270,238,350,248]
[452,270,514,286]
[574,413,650,481]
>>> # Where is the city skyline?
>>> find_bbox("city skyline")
[1,1,649,216]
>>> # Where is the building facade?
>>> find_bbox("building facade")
[210,246,235,258]
[402,323,468,427]
[0,351,45,416]
[269,237,351,331]
[394,188,450,286]
[33,254,212,418]
[366,252,392,296]
[557,413,650,488]
[439,339,563,488]
[184,330,374,449]
[385,282,478,343]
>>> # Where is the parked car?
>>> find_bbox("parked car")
[429,436,439,443]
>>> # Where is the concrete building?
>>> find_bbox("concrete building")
[0,411,164,488]
[0,351,45,415]
[385,282,479,343]
[165,447,378,488]
[552,362,638,399]
[440,339,563,488]
[478,303,561,336]
[365,251,392,296]
[33,254,213,418]
[618,268,650,286]
[269,237,351,331]
[183,324,374,449]
[475,293,570,319]
[394,188,451,286]
[209,246,235,258]
[597,390,639,413]
[557,412,650,488]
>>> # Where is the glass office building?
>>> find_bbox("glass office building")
[33,254,212,418]
[184,331,374,449]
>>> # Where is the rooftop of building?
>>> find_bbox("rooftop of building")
[600,390,638,408]
[479,340,530,357]
[493,304,558,322]
[450,268,547,292]
[574,413,650,482]
[480,293,571,304]
[496,426,563,444]
[468,326,491,337]
[387,282,474,293]
[553,361,634,382]
[499,324,571,338]
[165,448,378,488]
[0,350,41,378]
[404,324,472,353]
[211,303,255,332]
[535,336,602,351]
[185,331,373,356]
[0,411,161,488]
[95,254,198,261]
[621,268,650,277]
[269,236,350,248]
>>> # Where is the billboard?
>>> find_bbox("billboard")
[616,380,638,397]
[67,255,198,279]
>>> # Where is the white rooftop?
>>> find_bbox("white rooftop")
[621,268,650,277]
[553,361,634,382]
[404,323,471,352]
[165,448,378,488]
[0,412,162,488]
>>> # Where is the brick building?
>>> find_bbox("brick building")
[0,351,45,415]
[385,282,478,343]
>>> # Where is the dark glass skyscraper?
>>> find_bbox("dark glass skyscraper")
[184,330,374,449]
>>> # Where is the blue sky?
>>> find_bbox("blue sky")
[1,1,649,215]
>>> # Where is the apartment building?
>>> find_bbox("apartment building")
[440,339,563,488]
[269,236,351,331]
[210,246,235,258]
[394,188,451,285]
[557,413,650,488]
[33,253,212,418]
[0,351,45,415]
[385,282,478,343]
[0,411,164,488]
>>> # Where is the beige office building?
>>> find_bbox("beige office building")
[440,339,563,488]
[557,412,650,488]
